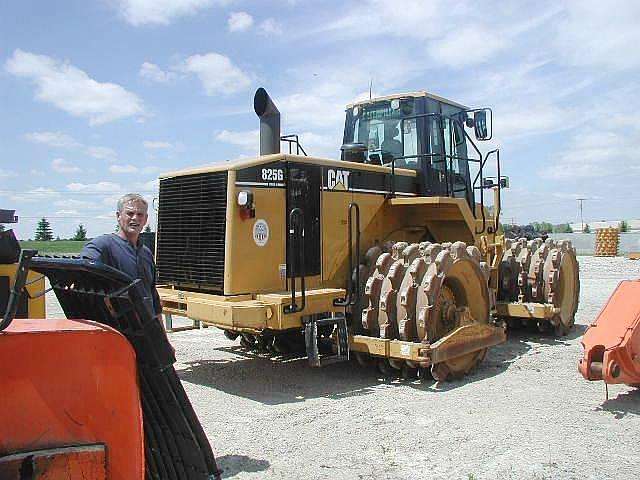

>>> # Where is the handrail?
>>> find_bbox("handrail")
[284,207,306,314]
[396,112,484,201]
[334,203,360,308]
[471,149,502,234]
[387,112,501,234]
[281,135,308,156]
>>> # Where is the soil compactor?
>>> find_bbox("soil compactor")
[156,88,581,380]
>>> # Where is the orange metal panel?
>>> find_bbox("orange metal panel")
[579,280,640,385]
[0,444,106,479]
[0,319,144,480]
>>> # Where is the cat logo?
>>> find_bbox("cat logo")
[327,169,350,191]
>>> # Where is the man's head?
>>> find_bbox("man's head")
[116,193,148,241]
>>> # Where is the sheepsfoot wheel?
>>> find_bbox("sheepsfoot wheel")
[543,240,580,336]
[415,241,492,381]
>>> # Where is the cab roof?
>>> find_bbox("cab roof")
[346,91,468,111]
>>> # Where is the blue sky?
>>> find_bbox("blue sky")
[2,0,639,239]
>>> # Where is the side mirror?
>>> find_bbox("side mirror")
[473,108,492,141]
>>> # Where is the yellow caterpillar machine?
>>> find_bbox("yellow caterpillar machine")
[156,88,580,380]
[0,211,45,319]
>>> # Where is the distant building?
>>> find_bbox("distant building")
[569,219,640,232]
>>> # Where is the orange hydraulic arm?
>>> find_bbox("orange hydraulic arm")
[579,280,640,386]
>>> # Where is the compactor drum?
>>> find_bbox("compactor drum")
[156,88,581,381]
[496,238,580,334]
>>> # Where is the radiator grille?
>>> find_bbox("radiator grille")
[156,171,227,292]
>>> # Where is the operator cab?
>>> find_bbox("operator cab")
[341,92,491,208]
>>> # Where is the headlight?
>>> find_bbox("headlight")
[237,190,252,207]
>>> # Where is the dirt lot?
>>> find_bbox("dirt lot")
[47,256,640,479]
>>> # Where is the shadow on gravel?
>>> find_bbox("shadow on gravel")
[177,325,582,404]
[595,389,640,419]
[216,454,270,478]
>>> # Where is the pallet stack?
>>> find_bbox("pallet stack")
[595,227,619,256]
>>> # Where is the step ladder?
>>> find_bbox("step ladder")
[304,314,349,367]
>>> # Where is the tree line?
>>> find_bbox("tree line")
[29,217,152,241]
[33,217,88,241]
[504,220,632,235]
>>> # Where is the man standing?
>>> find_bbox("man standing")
[81,193,162,320]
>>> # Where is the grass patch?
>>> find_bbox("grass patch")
[20,240,87,255]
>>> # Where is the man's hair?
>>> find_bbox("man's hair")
[117,193,148,213]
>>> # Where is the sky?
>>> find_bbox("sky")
[1,0,640,239]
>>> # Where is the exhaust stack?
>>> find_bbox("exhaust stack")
[254,88,281,155]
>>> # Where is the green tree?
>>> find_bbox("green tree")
[34,217,54,241]
[532,221,553,233]
[583,223,591,233]
[553,223,573,233]
[144,225,151,233]
[73,224,87,241]
[620,220,629,233]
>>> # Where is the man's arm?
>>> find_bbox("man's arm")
[80,237,104,261]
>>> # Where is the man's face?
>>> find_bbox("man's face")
[117,201,148,236]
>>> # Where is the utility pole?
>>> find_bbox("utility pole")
[577,198,587,232]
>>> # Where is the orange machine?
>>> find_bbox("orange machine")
[0,319,144,479]
[0,251,221,480]
[579,279,640,386]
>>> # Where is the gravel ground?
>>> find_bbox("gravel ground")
[46,256,640,479]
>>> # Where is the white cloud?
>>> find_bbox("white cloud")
[29,169,45,176]
[54,198,101,210]
[23,130,119,160]
[86,146,118,160]
[5,50,144,125]
[135,179,160,192]
[228,12,253,32]
[180,53,251,95]
[214,128,336,158]
[139,62,176,83]
[259,18,282,36]
[24,131,81,149]
[428,26,507,68]
[109,164,139,173]
[0,169,17,178]
[296,131,337,157]
[114,0,220,26]
[52,158,81,173]
[555,0,640,70]
[55,209,81,216]
[10,187,59,203]
[541,130,640,179]
[322,0,444,40]
[215,129,259,152]
[67,181,121,192]
[143,140,173,149]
